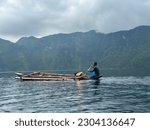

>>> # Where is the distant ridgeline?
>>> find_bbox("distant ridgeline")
[0,25,150,76]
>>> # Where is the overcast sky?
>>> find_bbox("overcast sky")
[0,0,150,42]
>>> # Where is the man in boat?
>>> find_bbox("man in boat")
[88,62,100,79]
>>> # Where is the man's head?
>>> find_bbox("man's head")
[93,62,97,66]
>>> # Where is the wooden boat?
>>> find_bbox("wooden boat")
[15,72,91,81]
[15,71,102,81]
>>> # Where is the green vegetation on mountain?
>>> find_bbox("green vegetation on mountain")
[0,25,150,76]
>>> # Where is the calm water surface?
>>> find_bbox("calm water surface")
[0,74,150,112]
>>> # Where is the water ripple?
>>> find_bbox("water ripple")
[0,76,150,112]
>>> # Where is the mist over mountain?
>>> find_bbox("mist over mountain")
[0,25,150,76]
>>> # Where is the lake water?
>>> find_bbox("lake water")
[0,74,150,113]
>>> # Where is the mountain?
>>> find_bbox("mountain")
[0,38,15,71]
[0,25,150,76]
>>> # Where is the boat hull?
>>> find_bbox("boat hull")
[15,72,93,81]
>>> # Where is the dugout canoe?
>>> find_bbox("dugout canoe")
[15,72,90,81]
[15,72,102,81]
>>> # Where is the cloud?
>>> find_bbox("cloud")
[0,0,150,41]
[0,0,69,40]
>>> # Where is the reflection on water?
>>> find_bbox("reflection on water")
[75,79,102,112]
[0,76,150,112]
[93,79,100,85]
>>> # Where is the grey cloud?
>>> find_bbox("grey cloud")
[0,0,150,41]
[0,0,69,35]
